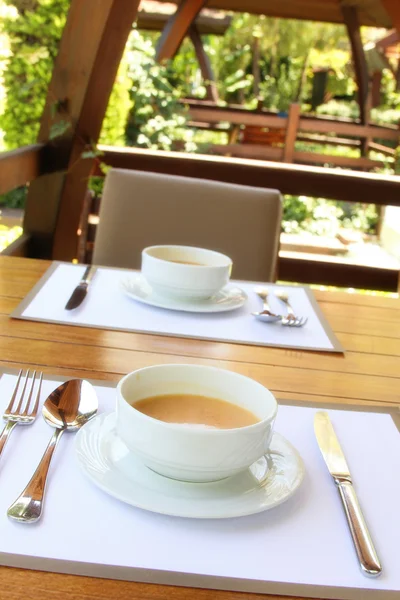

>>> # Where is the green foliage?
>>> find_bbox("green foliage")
[207,15,350,110]
[316,99,359,119]
[0,223,22,250]
[0,185,26,208]
[283,195,378,236]
[124,30,195,152]
[0,0,68,149]
[99,56,132,146]
[0,0,131,151]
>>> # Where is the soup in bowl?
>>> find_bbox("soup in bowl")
[116,364,278,482]
[141,245,232,299]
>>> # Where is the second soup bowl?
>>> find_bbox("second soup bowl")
[141,245,232,299]
[116,364,278,482]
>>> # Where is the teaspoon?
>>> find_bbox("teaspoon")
[252,287,282,323]
[8,379,98,523]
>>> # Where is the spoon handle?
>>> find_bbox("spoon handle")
[7,428,65,523]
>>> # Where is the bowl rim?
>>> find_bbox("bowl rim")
[117,364,278,434]
[142,245,232,269]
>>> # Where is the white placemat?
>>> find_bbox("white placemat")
[12,262,343,353]
[0,372,398,599]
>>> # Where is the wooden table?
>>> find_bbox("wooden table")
[1,255,399,600]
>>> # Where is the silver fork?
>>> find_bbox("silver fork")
[275,291,308,328]
[0,370,43,460]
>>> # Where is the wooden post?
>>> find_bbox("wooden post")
[155,0,208,63]
[189,25,218,103]
[295,50,310,103]
[283,103,301,163]
[310,69,329,110]
[23,0,141,260]
[371,71,382,107]
[382,1,400,94]
[252,34,261,98]
[341,4,369,125]
[381,0,400,33]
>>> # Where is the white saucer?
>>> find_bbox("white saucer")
[120,275,247,313]
[75,413,305,519]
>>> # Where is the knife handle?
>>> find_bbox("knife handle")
[82,266,96,285]
[336,479,382,577]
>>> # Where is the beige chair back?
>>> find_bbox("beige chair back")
[92,169,282,281]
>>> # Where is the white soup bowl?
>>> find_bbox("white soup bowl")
[141,245,232,299]
[116,364,278,483]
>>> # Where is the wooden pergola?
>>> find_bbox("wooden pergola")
[138,1,230,101]
[1,0,400,290]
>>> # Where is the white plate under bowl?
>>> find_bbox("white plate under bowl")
[120,275,247,313]
[75,413,305,519]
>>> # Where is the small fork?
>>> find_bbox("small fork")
[0,370,43,461]
[275,292,308,328]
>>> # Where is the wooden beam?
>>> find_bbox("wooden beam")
[211,143,385,170]
[252,34,261,98]
[381,0,400,34]
[137,10,231,36]
[278,254,399,293]
[298,118,398,141]
[96,145,400,207]
[0,143,68,196]
[189,104,288,128]
[188,25,218,103]
[155,0,208,62]
[341,3,369,125]
[297,135,361,148]
[184,102,400,141]
[0,145,43,195]
[371,71,383,108]
[369,141,396,156]
[24,0,141,260]
[283,103,300,162]
[293,149,383,170]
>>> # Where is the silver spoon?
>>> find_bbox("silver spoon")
[252,287,282,323]
[8,379,98,523]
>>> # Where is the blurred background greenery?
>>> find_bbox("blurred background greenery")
[1,0,399,243]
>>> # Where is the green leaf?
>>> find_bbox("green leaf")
[49,120,71,140]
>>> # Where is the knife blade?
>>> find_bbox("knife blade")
[314,411,382,577]
[65,266,96,310]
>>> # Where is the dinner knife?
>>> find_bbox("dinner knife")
[65,266,96,310]
[314,411,382,577]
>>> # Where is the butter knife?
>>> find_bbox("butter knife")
[65,266,96,310]
[314,411,382,577]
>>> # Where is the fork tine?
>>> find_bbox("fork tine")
[13,370,30,415]
[27,372,42,418]
[22,370,37,417]
[4,369,23,414]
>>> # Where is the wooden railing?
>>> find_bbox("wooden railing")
[0,142,69,196]
[184,99,400,171]
[96,145,400,207]
[0,142,68,255]
[185,99,400,139]
[1,142,400,291]
[0,144,45,196]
